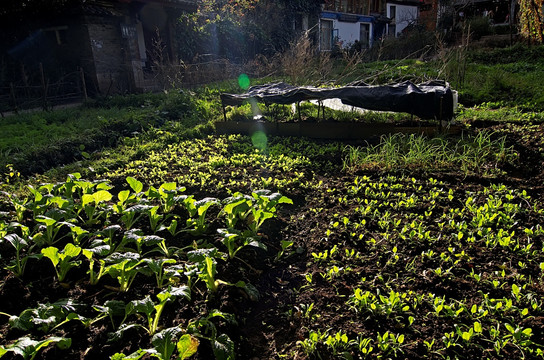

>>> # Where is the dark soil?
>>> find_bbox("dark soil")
[1,122,544,359]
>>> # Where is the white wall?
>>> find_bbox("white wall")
[388,3,419,36]
[334,20,359,45]
[333,20,373,47]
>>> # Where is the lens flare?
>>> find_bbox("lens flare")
[251,130,268,153]
[238,74,250,90]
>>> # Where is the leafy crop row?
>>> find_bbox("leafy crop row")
[0,174,291,359]
[295,175,544,359]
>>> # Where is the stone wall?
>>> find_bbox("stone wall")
[86,16,129,95]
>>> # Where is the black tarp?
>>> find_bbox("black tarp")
[220,80,455,120]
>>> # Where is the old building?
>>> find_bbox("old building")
[320,0,399,49]
[2,0,198,97]
[386,0,422,36]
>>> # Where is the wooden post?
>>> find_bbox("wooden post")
[10,82,18,113]
[80,67,88,102]
[39,62,48,110]
[21,63,29,98]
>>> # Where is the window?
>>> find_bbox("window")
[389,5,396,19]
[389,5,397,36]
[360,23,370,48]
[320,20,334,51]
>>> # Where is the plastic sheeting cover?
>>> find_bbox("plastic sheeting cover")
[220,80,455,120]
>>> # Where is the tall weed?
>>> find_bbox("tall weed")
[279,32,332,85]
[343,131,517,176]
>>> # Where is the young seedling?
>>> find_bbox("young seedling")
[142,258,177,288]
[217,228,267,260]
[79,189,113,226]
[2,299,79,333]
[120,205,153,231]
[186,311,235,360]
[93,300,126,329]
[184,197,220,235]
[0,336,71,360]
[276,239,294,261]
[103,252,144,292]
[82,248,108,285]
[34,216,69,246]
[41,243,82,282]
[247,190,293,235]
[1,233,38,278]
[116,286,190,337]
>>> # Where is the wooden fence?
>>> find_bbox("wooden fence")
[0,58,258,115]
[0,65,87,115]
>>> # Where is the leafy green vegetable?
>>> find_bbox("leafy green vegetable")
[0,336,71,360]
[177,334,199,360]
[41,243,82,282]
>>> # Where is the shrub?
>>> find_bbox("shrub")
[466,16,493,40]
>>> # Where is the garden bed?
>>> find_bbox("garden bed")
[215,120,462,139]
[1,122,544,359]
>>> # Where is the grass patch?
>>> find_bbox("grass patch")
[343,131,517,176]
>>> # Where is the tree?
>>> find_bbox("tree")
[518,0,544,44]
[175,0,323,62]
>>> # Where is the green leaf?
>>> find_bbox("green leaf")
[212,334,234,360]
[512,284,520,297]
[128,296,155,317]
[36,216,56,227]
[81,194,95,207]
[474,322,482,333]
[118,190,130,203]
[6,336,71,360]
[168,285,191,301]
[105,252,141,264]
[235,281,259,301]
[127,177,143,193]
[505,323,515,333]
[63,243,82,258]
[96,182,112,191]
[94,300,126,318]
[93,190,113,204]
[141,235,165,246]
[159,182,177,192]
[144,258,176,273]
[177,334,199,360]
[125,205,154,213]
[152,327,182,360]
[3,233,27,249]
[278,196,293,204]
[41,247,60,267]
[109,323,141,342]
[109,349,147,360]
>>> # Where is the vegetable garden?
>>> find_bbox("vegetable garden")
[1,45,544,359]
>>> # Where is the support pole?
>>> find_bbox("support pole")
[39,63,48,110]
[80,67,88,102]
[10,82,18,113]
